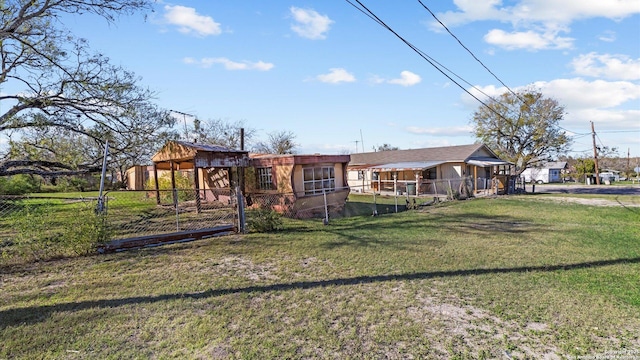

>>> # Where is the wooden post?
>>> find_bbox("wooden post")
[194,166,201,213]
[473,166,478,193]
[170,161,177,208]
[591,121,601,185]
[153,163,160,205]
[240,128,246,195]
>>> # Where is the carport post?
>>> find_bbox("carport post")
[170,161,178,209]
[393,173,398,213]
[194,166,201,213]
[153,163,160,205]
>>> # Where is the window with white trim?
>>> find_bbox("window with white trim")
[303,166,335,195]
[257,167,273,190]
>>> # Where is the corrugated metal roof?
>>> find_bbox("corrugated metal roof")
[173,140,244,153]
[466,157,513,167]
[369,161,445,171]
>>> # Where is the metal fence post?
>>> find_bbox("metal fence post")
[174,188,180,231]
[322,189,329,225]
[372,191,378,216]
[236,186,245,233]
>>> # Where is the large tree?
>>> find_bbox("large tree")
[0,0,174,177]
[471,89,571,174]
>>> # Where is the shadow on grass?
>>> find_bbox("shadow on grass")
[2,256,639,329]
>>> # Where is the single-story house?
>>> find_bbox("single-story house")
[347,143,513,196]
[246,153,350,217]
[521,161,567,184]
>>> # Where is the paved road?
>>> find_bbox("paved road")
[530,183,640,196]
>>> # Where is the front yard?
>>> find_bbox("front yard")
[1,196,639,358]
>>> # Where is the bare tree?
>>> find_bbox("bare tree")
[0,0,170,177]
[253,130,298,154]
[192,118,256,150]
[375,144,399,151]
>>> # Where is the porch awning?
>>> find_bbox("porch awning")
[369,161,445,172]
[466,157,512,167]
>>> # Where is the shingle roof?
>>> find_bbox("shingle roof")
[349,144,496,166]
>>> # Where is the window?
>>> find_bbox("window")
[357,170,365,180]
[303,166,335,195]
[257,167,273,190]
[423,168,437,180]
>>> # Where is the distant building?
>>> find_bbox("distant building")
[521,161,567,184]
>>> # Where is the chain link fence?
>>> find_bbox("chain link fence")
[1,176,522,262]
[102,189,236,240]
[0,189,236,263]
[246,188,349,220]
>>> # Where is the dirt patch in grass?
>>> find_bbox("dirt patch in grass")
[404,285,562,359]
[537,196,640,207]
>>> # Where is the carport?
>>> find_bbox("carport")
[151,141,249,212]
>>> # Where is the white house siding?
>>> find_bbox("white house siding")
[440,163,466,179]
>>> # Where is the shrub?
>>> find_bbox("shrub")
[3,201,111,262]
[145,171,195,202]
[247,208,284,233]
[0,174,40,195]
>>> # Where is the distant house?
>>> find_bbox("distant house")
[246,153,350,217]
[599,169,621,183]
[521,161,567,184]
[347,144,513,196]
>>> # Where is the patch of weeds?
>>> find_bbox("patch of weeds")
[246,208,284,233]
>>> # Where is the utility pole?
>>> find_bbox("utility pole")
[353,140,359,153]
[627,148,631,177]
[591,121,601,185]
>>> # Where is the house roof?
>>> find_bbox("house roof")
[466,157,512,167]
[151,140,249,169]
[349,144,506,167]
[249,153,350,167]
[370,161,445,171]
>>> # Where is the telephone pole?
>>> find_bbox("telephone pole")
[591,121,601,185]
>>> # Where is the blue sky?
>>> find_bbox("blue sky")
[63,0,639,157]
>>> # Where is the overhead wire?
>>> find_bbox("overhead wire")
[345,0,507,121]
[416,0,525,103]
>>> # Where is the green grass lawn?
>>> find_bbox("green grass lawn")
[1,196,639,359]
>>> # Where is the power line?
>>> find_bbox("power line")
[345,0,506,120]
[416,0,524,103]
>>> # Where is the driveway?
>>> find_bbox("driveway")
[529,183,640,196]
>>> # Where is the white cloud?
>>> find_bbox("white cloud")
[388,71,422,87]
[439,0,640,27]
[532,78,640,109]
[290,7,333,40]
[484,29,573,50]
[406,125,473,136]
[433,0,640,50]
[571,53,640,81]
[316,68,356,84]
[183,57,274,71]
[461,79,640,133]
[164,5,221,36]
[598,30,617,42]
